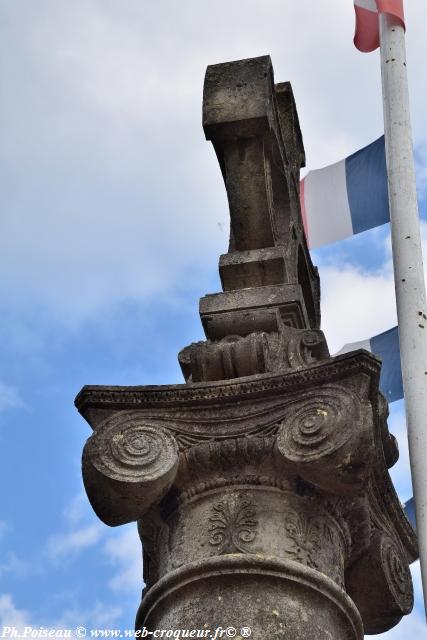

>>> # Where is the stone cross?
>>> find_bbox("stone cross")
[76,56,416,638]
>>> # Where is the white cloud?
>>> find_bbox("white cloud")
[0,383,24,414]
[46,495,142,594]
[320,260,396,353]
[55,601,122,632]
[103,526,143,592]
[0,495,129,634]
[0,1,425,322]
[46,524,103,564]
[319,221,427,353]
[0,3,425,636]
[416,144,427,199]
[0,593,122,636]
[0,553,29,580]
[45,494,143,599]
[0,521,9,541]
[63,493,92,528]
[46,492,106,564]
[0,594,29,632]
[386,405,413,501]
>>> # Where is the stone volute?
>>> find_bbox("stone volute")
[75,56,417,638]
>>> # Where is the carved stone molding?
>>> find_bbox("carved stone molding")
[82,414,179,525]
[179,328,330,383]
[75,351,381,421]
[135,555,364,640]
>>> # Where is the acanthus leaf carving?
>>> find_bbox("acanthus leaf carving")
[208,496,258,554]
[283,507,346,586]
[284,509,321,569]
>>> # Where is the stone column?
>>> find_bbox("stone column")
[76,56,417,639]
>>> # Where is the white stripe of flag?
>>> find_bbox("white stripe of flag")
[300,136,389,249]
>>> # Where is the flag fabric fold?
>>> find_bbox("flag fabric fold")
[354,0,405,53]
[336,326,403,402]
[300,135,389,249]
[404,497,416,530]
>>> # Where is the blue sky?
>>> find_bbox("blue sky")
[0,0,426,637]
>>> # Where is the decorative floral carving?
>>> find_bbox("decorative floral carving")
[284,510,321,569]
[282,508,345,586]
[208,497,257,554]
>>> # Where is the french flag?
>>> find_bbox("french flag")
[354,0,405,53]
[300,136,389,249]
[337,326,403,402]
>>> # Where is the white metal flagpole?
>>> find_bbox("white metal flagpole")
[379,11,427,612]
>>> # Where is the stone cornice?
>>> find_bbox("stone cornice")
[75,350,380,419]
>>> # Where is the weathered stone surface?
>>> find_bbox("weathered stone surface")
[136,556,364,640]
[179,328,329,383]
[346,532,414,633]
[76,55,416,638]
[77,351,416,636]
[202,55,320,330]
[199,284,310,339]
[82,417,179,526]
[219,247,287,291]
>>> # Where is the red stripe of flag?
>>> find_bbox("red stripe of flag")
[354,0,405,53]
[377,0,405,25]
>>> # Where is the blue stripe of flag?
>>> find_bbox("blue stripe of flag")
[346,135,390,234]
[404,497,416,530]
[370,326,403,403]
